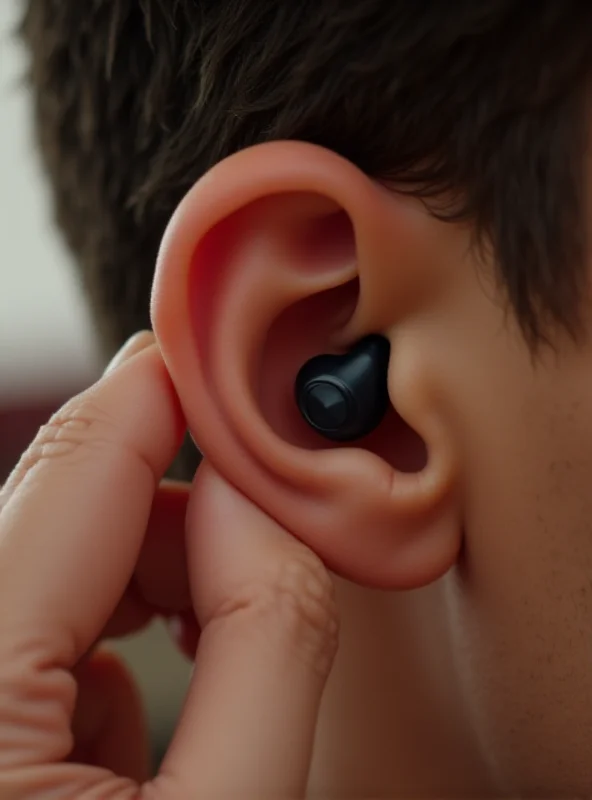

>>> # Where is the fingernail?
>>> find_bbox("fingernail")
[104,330,155,374]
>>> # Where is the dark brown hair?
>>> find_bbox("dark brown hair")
[20,1,592,353]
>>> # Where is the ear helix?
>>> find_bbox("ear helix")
[295,335,391,442]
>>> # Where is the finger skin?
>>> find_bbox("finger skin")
[0,342,338,799]
[70,651,150,783]
[154,463,339,800]
[104,481,191,640]
[0,342,184,796]
[0,343,184,671]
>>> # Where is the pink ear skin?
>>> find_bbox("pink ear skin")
[152,141,462,589]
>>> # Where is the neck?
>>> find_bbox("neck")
[307,576,496,798]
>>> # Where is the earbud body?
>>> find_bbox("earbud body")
[295,335,391,442]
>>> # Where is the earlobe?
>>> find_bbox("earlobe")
[151,141,462,589]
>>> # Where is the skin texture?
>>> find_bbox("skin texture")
[5,138,592,797]
[151,141,592,797]
[0,333,338,798]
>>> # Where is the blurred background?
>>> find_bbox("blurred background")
[0,0,190,761]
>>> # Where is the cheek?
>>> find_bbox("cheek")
[444,378,592,795]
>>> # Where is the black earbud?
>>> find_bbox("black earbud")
[295,334,391,442]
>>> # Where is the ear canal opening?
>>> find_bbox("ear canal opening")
[257,280,428,474]
[361,406,428,473]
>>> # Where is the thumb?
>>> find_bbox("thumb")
[156,462,339,799]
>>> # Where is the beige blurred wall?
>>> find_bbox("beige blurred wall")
[0,1,98,400]
[0,0,190,756]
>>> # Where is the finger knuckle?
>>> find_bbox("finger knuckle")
[226,550,339,678]
[1,395,125,501]
[21,395,120,470]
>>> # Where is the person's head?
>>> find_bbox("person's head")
[20,1,592,794]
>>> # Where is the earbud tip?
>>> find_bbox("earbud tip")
[295,334,391,443]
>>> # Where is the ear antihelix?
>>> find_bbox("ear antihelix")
[152,141,461,588]
[216,299,458,587]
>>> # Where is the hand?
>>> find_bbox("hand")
[0,333,338,799]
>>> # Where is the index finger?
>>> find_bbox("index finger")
[0,334,185,669]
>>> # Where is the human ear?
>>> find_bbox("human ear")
[151,141,462,589]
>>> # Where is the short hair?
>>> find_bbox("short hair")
[20,2,592,354]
